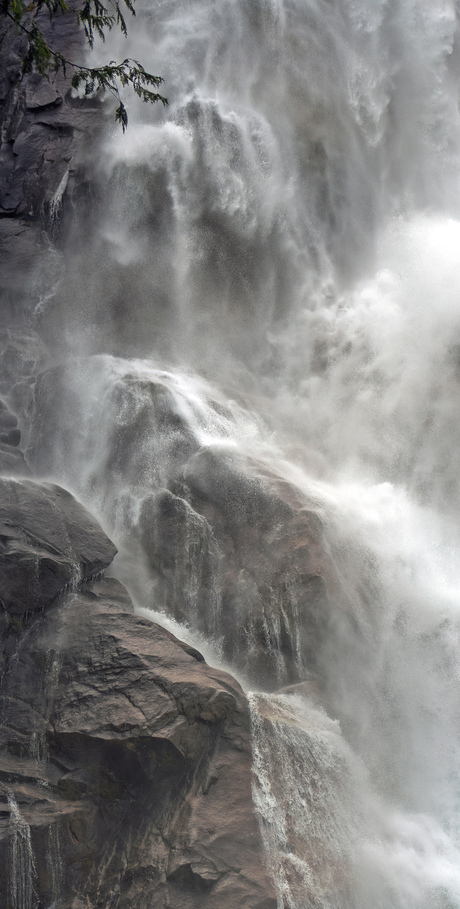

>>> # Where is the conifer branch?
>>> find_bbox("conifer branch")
[1,0,167,130]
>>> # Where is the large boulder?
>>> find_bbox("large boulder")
[0,476,117,618]
[172,447,331,688]
[137,453,331,689]
[23,358,334,689]
[0,576,276,909]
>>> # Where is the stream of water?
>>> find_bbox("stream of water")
[27,1,460,906]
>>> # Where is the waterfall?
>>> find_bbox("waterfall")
[7,793,37,909]
[249,692,359,909]
[20,0,460,906]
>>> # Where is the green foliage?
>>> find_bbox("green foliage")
[1,0,168,129]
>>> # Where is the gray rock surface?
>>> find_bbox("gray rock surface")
[0,10,99,221]
[0,476,117,617]
[24,360,333,688]
[0,480,276,908]
[0,9,101,324]
[0,13,278,909]
[0,440,31,476]
[0,390,34,474]
[177,447,331,687]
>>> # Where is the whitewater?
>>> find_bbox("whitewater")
[28,0,460,906]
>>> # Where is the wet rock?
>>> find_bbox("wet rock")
[138,487,221,634]
[0,406,17,430]
[0,441,31,477]
[25,360,200,485]
[0,12,102,327]
[178,447,331,688]
[0,477,117,618]
[0,11,100,224]
[0,329,48,390]
[0,577,276,909]
[0,427,20,446]
[0,394,31,472]
[0,221,46,326]
[23,359,334,688]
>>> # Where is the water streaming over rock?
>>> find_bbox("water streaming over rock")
[16,0,460,906]
[7,793,37,909]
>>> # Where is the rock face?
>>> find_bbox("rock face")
[0,476,117,619]
[24,359,333,689]
[0,477,276,909]
[0,8,100,324]
[0,339,48,475]
[0,10,99,222]
[137,453,330,689]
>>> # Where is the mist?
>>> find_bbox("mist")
[20,0,460,906]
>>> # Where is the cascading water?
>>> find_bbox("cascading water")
[20,0,460,906]
[7,793,37,909]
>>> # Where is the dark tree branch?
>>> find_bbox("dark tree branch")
[1,0,167,130]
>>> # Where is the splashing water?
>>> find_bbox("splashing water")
[24,0,460,906]
[7,793,37,909]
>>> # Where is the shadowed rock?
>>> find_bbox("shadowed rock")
[0,9,102,329]
[0,441,31,477]
[0,477,117,618]
[24,360,334,689]
[0,481,276,908]
[0,577,276,909]
[0,395,31,475]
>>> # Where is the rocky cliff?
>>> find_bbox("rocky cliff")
[0,15,280,905]
[21,358,337,692]
[0,10,342,907]
[0,5,100,327]
[0,476,276,908]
